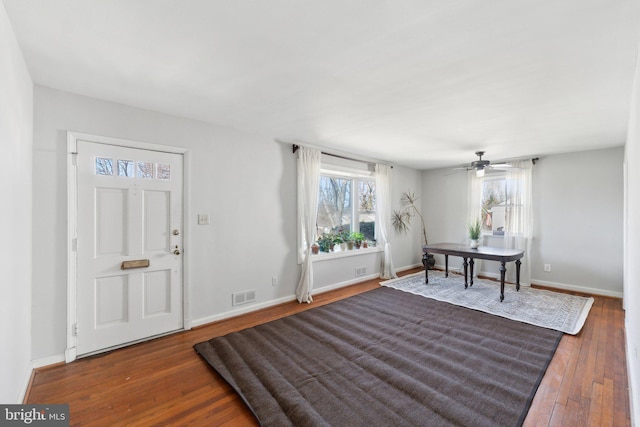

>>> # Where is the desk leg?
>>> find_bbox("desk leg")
[469,258,474,286]
[515,259,521,291]
[463,258,469,289]
[445,255,449,277]
[499,262,506,302]
[424,252,429,284]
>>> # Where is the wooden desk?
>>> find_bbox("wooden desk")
[422,243,524,302]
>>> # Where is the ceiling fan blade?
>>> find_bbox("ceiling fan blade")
[487,164,522,170]
[445,167,471,175]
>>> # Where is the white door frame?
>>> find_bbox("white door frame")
[66,131,192,362]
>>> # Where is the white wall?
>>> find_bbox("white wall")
[533,148,623,295]
[31,86,421,360]
[623,44,640,426]
[0,3,33,403]
[421,146,624,296]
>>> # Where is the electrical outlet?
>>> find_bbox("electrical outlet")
[272,277,278,286]
[544,264,551,272]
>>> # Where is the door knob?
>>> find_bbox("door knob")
[172,229,180,235]
[173,245,180,255]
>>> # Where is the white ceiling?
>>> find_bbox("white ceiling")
[4,0,639,169]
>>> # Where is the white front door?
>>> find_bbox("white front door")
[76,141,184,356]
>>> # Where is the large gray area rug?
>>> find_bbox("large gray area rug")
[195,287,562,426]
[382,271,594,335]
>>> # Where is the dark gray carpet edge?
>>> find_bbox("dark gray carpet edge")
[195,287,562,427]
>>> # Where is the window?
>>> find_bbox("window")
[94,158,171,181]
[481,175,506,235]
[314,166,377,253]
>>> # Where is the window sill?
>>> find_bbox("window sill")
[310,246,382,262]
[483,232,504,238]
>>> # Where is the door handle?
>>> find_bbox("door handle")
[173,245,180,255]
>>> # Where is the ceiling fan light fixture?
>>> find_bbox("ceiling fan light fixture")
[476,168,485,178]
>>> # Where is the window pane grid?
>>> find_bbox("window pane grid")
[314,172,376,253]
[94,157,171,181]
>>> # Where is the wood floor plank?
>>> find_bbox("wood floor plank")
[524,338,571,427]
[25,269,631,426]
[547,402,567,427]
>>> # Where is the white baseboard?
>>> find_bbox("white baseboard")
[18,354,65,403]
[625,324,638,427]
[433,264,622,298]
[192,265,422,328]
[531,278,623,298]
[190,293,298,327]
[396,263,424,272]
[17,362,33,404]
[31,354,66,369]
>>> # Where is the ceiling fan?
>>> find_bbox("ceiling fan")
[452,151,515,177]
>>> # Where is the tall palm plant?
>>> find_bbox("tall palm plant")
[392,191,428,245]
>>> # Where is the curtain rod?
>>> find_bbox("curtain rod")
[291,144,393,168]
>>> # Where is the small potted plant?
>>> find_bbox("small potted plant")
[337,229,349,251]
[346,233,355,250]
[318,233,334,253]
[352,232,365,249]
[332,232,344,252]
[468,219,481,249]
[311,242,320,255]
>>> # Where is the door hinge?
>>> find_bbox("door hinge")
[71,152,78,166]
[72,238,78,251]
[72,323,78,336]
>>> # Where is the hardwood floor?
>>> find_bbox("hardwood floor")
[25,268,630,426]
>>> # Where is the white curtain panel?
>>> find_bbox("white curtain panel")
[467,170,484,274]
[296,147,321,303]
[375,164,397,279]
[505,160,534,285]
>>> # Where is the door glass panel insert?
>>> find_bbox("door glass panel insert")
[117,160,135,177]
[137,161,153,179]
[156,163,171,180]
[95,158,114,175]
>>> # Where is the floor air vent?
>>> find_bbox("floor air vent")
[232,289,257,306]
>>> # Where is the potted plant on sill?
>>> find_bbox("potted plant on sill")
[333,229,348,251]
[339,229,350,251]
[468,219,481,249]
[318,233,334,253]
[351,232,365,249]
[346,233,355,250]
[392,191,435,269]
